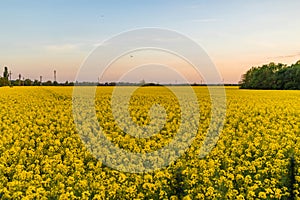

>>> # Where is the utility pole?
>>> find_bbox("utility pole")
[40,76,42,85]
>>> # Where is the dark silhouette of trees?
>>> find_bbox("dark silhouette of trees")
[0,66,10,86]
[240,61,300,90]
[0,66,75,87]
[24,79,32,86]
[33,80,40,86]
[43,80,53,86]
[3,66,8,80]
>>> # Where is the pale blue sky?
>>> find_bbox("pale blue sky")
[1,0,300,83]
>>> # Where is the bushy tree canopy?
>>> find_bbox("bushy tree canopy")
[240,61,300,90]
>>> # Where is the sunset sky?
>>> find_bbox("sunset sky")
[1,0,300,83]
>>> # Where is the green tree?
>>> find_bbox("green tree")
[33,79,40,86]
[24,79,32,86]
[43,80,52,86]
[240,61,300,90]
[3,66,8,80]
[0,67,9,86]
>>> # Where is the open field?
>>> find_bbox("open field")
[0,86,299,199]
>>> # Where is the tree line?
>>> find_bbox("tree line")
[0,66,74,87]
[239,60,300,90]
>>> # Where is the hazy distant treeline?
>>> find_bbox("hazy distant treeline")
[0,77,74,87]
[0,66,75,87]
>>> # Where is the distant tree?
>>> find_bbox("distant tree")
[33,79,40,86]
[0,78,4,87]
[24,79,32,86]
[240,61,300,90]
[43,80,52,86]
[10,80,18,86]
[0,67,9,86]
[141,82,163,87]
[68,82,74,86]
[63,81,74,86]
[3,66,8,80]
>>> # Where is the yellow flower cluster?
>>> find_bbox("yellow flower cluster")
[0,86,299,199]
